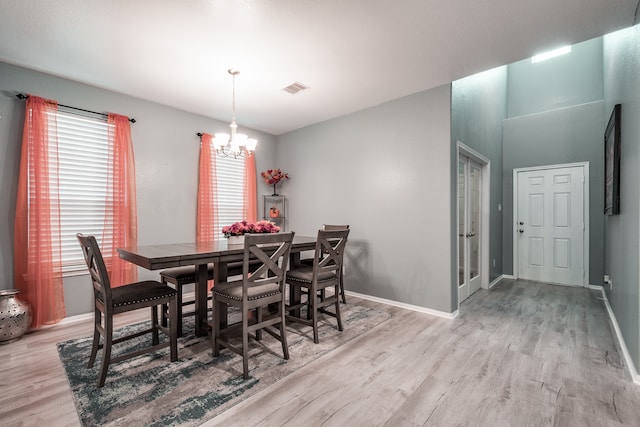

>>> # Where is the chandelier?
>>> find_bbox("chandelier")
[214,69,257,158]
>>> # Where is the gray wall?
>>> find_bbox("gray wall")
[502,101,605,284]
[451,66,508,283]
[502,37,606,286]
[603,24,640,369]
[0,61,277,316]
[276,86,456,313]
[507,38,604,118]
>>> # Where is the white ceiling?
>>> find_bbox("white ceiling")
[0,0,638,135]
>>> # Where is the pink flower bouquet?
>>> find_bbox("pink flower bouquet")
[261,168,289,196]
[260,168,289,185]
[222,220,280,238]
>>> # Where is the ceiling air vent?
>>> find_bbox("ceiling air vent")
[282,81,309,95]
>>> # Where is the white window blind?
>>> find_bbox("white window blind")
[47,109,111,274]
[214,155,245,239]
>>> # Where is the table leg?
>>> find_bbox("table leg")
[194,263,209,337]
[288,252,302,318]
[213,261,229,329]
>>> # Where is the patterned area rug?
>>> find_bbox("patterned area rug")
[57,303,390,426]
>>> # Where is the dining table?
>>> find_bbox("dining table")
[117,234,317,336]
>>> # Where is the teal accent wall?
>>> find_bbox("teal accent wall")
[502,35,607,286]
[603,24,640,369]
[507,38,604,118]
[502,101,606,284]
[451,66,508,285]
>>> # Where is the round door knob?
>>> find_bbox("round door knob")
[519,229,524,233]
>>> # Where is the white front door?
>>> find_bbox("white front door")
[515,165,586,286]
[458,156,482,302]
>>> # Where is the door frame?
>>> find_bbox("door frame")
[512,162,590,287]
[456,141,490,307]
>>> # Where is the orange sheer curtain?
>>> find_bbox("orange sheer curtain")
[14,95,66,328]
[103,114,138,287]
[197,133,217,242]
[243,155,257,222]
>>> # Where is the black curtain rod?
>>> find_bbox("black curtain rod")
[16,93,136,123]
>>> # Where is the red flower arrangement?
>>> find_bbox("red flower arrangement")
[261,168,289,196]
[222,220,280,238]
[261,168,289,185]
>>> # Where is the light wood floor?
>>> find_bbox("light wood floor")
[3,279,640,426]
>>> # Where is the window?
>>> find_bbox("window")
[49,109,111,274]
[214,155,245,239]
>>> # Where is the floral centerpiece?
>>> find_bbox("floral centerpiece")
[261,168,289,196]
[222,220,280,244]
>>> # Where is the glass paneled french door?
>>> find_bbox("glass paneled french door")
[458,155,482,303]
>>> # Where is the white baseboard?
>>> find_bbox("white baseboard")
[502,274,516,279]
[489,275,505,289]
[598,287,640,385]
[345,290,458,319]
[58,312,94,326]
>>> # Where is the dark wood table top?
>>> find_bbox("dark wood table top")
[117,235,318,270]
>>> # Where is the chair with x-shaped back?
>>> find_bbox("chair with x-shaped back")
[286,228,349,343]
[76,233,178,387]
[211,231,294,379]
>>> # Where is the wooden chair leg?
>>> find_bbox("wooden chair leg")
[279,301,289,360]
[98,315,113,388]
[161,280,184,337]
[242,314,249,379]
[311,287,319,344]
[336,296,344,331]
[339,269,347,304]
[151,305,159,346]
[175,285,183,337]
[335,284,343,331]
[169,296,178,362]
[88,308,101,368]
[161,303,168,327]
[255,308,263,341]
[212,299,222,357]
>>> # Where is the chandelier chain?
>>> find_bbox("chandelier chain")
[231,70,237,122]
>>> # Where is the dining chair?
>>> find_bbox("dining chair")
[76,233,178,388]
[160,260,261,336]
[286,228,350,344]
[300,224,349,303]
[211,232,294,379]
[160,265,214,337]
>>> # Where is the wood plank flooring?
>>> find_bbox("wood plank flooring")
[2,279,640,426]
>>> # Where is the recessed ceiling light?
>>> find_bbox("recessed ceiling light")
[531,46,572,63]
[283,82,309,95]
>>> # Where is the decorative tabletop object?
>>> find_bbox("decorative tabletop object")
[261,168,289,195]
[222,220,281,245]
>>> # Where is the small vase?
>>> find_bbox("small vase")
[0,289,32,345]
[272,183,278,196]
[269,206,280,218]
[227,235,245,246]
